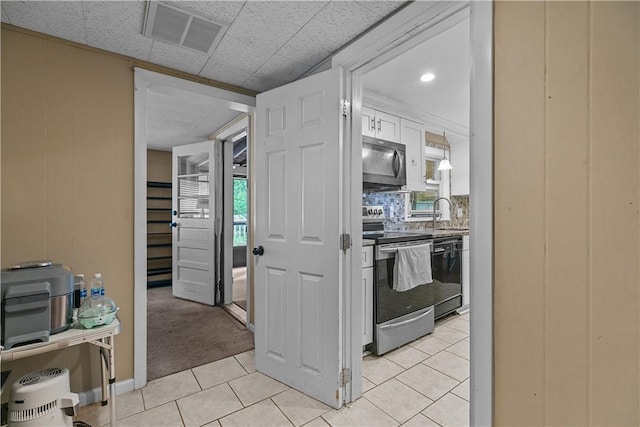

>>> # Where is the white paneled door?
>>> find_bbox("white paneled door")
[172,141,216,305]
[254,68,344,408]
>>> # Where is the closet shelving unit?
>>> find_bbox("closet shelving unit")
[147,181,172,288]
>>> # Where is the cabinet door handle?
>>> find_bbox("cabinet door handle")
[370,117,375,132]
[377,119,381,133]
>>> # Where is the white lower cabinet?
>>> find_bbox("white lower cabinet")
[362,245,374,346]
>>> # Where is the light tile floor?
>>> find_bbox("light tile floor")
[77,312,470,427]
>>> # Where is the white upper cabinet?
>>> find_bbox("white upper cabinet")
[449,135,470,195]
[362,106,376,138]
[375,110,400,142]
[362,106,400,143]
[401,118,426,191]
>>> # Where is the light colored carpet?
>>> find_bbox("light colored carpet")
[147,287,254,381]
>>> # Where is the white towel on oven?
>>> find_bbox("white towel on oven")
[393,243,433,292]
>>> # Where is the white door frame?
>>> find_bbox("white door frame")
[133,68,255,389]
[332,1,493,424]
[134,2,493,420]
[210,114,251,320]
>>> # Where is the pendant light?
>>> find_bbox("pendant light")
[437,131,453,171]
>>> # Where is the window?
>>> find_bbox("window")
[424,157,441,182]
[233,178,247,246]
[405,146,451,222]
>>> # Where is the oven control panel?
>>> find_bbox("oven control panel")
[363,205,385,220]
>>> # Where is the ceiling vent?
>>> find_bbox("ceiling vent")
[143,1,229,55]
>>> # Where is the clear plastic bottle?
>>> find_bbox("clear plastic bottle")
[90,273,104,298]
[79,273,116,328]
[78,274,87,305]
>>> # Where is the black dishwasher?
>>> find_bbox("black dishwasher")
[431,237,463,319]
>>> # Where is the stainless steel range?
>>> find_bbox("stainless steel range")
[363,219,462,355]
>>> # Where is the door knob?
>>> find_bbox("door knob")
[253,246,264,256]
[169,222,178,228]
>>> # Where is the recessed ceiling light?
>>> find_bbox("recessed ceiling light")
[420,73,435,82]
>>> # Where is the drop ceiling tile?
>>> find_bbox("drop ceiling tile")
[355,0,406,19]
[199,61,255,87]
[174,1,246,24]
[3,1,86,44]
[86,28,153,61]
[295,1,381,45]
[224,4,301,53]
[276,30,341,67]
[82,1,146,32]
[254,53,313,85]
[240,1,329,29]
[148,40,211,75]
[242,74,282,93]
[199,35,273,85]
[81,1,152,60]
[3,1,82,19]
[212,35,274,71]
[1,4,12,24]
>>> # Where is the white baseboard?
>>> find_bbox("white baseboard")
[77,378,134,407]
[456,305,470,314]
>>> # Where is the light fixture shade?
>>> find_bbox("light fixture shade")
[437,131,452,171]
[438,157,452,171]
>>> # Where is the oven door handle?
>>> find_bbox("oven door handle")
[379,247,398,254]
[379,307,433,330]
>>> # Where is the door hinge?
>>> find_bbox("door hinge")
[341,99,351,118]
[339,368,351,386]
[339,233,351,252]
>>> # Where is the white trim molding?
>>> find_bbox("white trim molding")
[331,1,492,423]
[133,68,255,390]
[77,378,135,407]
[469,1,493,426]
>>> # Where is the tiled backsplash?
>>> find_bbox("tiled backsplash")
[362,192,406,230]
[363,193,469,230]
[449,195,469,229]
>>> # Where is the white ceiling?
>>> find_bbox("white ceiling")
[1,0,408,149]
[363,18,470,134]
[1,1,470,149]
[145,84,243,150]
[1,0,406,93]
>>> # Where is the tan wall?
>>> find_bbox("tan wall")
[1,28,134,393]
[494,2,639,425]
[147,149,171,182]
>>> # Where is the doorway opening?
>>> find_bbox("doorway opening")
[134,69,256,387]
[232,174,248,312]
[356,9,472,422]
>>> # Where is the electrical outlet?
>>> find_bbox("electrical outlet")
[457,207,463,218]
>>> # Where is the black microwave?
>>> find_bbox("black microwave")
[362,136,406,191]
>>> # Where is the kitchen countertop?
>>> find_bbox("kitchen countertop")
[362,229,469,245]
[422,228,469,238]
[383,228,469,240]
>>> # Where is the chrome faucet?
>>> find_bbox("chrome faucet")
[432,197,451,230]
